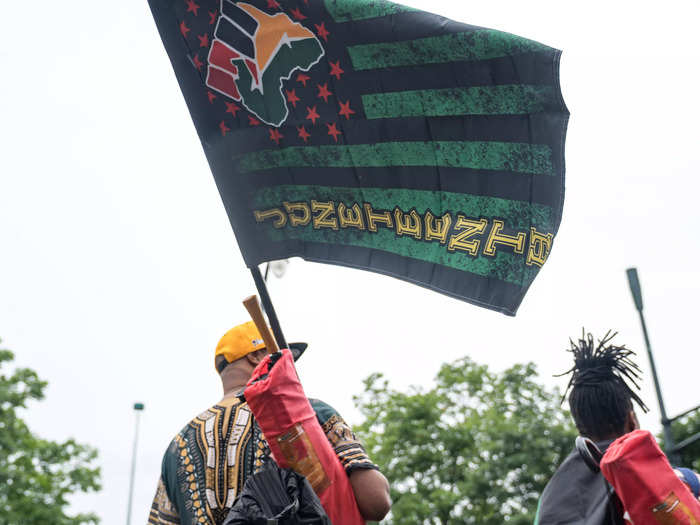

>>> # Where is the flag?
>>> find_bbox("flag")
[147,0,569,315]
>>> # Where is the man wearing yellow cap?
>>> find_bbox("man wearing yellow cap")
[148,321,390,524]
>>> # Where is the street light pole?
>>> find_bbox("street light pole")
[625,268,679,464]
[126,402,145,525]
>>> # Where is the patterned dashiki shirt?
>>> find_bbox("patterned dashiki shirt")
[148,397,377,524]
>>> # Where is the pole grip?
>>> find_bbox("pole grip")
[626,268,644,312]
[243,295,280,355]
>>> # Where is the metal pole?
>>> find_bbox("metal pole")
[126,402,145,525]
[626,268,679,464]
[669,403,700,423]
[250,266,288,350]
[671,432,700,454]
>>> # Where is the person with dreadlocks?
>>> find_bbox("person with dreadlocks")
[534,330,649,525]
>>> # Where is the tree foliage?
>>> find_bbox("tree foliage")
[354,357,576,525]
[0,341,101,524]
[659,410,700,471]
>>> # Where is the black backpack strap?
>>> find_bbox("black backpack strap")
[575,436,603,473]
[575,436,626,525]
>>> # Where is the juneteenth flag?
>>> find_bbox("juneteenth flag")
[147,0,568,315]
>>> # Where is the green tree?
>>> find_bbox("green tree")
[659,410,700,471]
[354,357,576,525]
[0,340,101,524]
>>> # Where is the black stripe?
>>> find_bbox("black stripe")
[244,240,526,316]
[236,165,562,210]
[215,16,256,59]
[346,52,560,97]
[221,0,259,36]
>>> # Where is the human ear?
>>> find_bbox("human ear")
[626,410,640,432]
[246,350,265,367]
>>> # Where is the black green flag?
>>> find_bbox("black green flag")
[148,0,568,315]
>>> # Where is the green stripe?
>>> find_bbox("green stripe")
[238,141,553,175]
[253,185,554,233]
[324,0,416,22]
[362,85,555,119]
[348,30,551,70]
[254,186,550,285]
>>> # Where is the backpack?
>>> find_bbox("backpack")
[601,430,700,525]
[223,461,332,525]
[243,349,365,525]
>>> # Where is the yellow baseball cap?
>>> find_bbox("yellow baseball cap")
[214,321,308,372]
[215,321,266,368]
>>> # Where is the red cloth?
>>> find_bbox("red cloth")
[601,429,700,524]
[245,349,365,525]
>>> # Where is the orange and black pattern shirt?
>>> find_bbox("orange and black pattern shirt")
[148,397,376,525]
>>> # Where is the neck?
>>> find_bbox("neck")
[220,366,252,400]
[221,384,246,400]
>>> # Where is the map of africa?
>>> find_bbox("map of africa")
[207,1,325,127]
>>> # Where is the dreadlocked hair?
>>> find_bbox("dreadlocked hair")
[558,330,649,441]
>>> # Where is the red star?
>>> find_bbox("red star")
[197,33,209,48]
[338,100,355,120]
[290,7,307,20]
[269,128,284,144]
[286,89,301,108]
[207,91,216,103]
[297,73,310,86]
[249,116,261,126]
[208,10,217,24]
[305,106,320,125]
[297,126,311,143]
[192,54,204,71]
[219,120,230,136]
[185,0,200,15]
[329,61,344,80]
[267,0,280,8]
[317,83,333,103]
[225,102,240,116]
[326,122,342,142]
[179,20,190,37]
[315,22,330,42]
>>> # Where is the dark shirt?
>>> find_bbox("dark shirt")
[535,441,616,525]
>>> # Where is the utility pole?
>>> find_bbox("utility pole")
[625,268,679,464]
[126,402,145,525]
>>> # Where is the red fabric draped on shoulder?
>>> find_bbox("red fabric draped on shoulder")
[601,430,700,524]
[245,349,365,525]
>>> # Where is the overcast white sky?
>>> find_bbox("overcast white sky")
[1,0,699,523]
